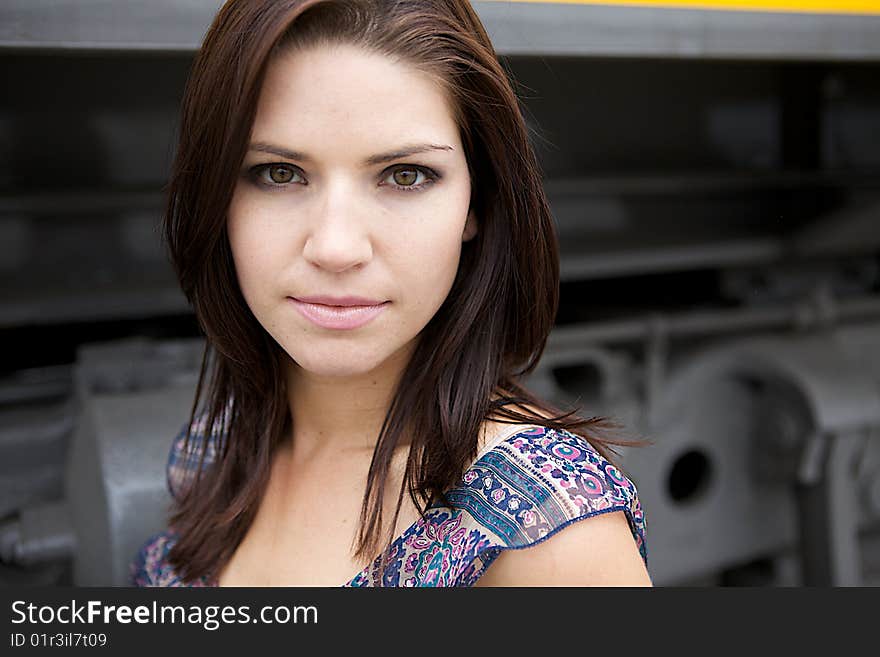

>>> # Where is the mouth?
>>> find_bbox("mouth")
[293,295,388,307]
[288,297,390,330]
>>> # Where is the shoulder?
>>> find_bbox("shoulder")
[129,409,227,587]
[452,424,650,586]
[129,530,180,586]
[166,405,229,501]
[475,508,652,586]
[129,529,214,587]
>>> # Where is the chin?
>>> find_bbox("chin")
[287,349,388,378]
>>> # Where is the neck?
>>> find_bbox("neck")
[283,346,414,464]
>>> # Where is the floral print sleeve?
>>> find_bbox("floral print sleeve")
[347,425,647,587]
[451,426,647,586]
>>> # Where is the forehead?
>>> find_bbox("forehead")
[251,43,460,151]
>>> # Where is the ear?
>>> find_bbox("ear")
[462,208,478,242]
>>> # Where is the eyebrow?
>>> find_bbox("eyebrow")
[248,141,453,166]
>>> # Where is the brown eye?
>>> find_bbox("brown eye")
[392,169,420,186]
[382,166,438,192]
[268,165,297,184]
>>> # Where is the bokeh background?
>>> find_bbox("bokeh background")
[1,0,879,586]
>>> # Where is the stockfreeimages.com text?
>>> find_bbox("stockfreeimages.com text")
[11,599,317,631]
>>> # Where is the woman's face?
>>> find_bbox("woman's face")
[228,43,477,381]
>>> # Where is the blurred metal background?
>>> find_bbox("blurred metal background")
[1,0,879,586]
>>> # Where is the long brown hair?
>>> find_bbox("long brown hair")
[163,0,641,584]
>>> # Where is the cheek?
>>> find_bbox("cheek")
[227,190,250,269]
[393,215,467,305]
[400,186,471,253]
[227,202,281,301]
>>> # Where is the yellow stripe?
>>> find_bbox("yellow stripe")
[486,1,880,16]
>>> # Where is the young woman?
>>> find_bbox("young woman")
[131,0,651,587]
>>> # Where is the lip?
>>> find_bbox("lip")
[294,295,386,307]
[288,297,390,330]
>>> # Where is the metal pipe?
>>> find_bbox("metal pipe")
[548,293,880,348]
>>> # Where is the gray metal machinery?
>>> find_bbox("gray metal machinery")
[1,1,879,586]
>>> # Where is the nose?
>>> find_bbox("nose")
[301,179,374,273]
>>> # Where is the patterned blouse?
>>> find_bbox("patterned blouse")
[130,414,648,587]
